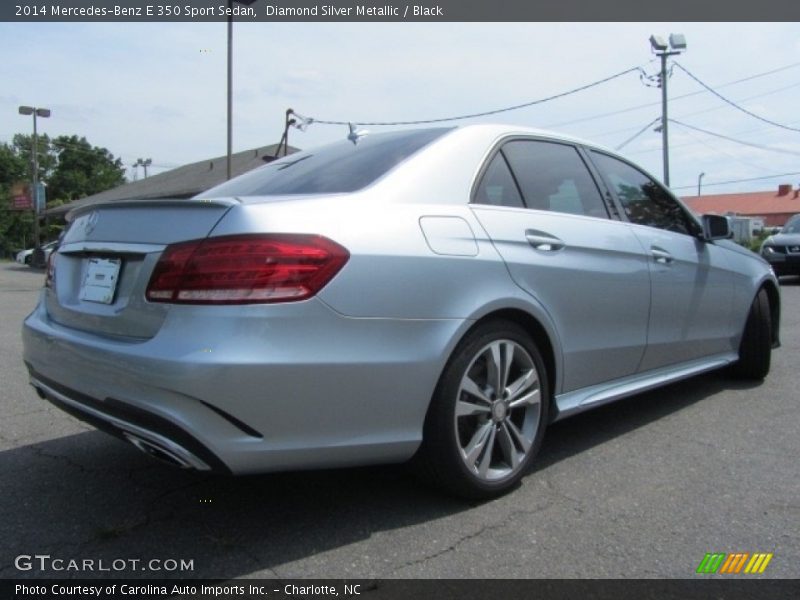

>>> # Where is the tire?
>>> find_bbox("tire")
[413,320,549,499]
[730,288,771,380]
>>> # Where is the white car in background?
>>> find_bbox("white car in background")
[15,241,57,267]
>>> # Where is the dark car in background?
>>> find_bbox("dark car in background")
[761,214,800,277]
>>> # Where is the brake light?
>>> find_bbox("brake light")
[146,234,349,304]
[45,251,56,290]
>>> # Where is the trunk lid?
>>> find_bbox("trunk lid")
[47,199,236,339]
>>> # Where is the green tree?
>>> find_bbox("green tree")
[0,134,125,256]
[0,141,35,255]
[48,135,125,202]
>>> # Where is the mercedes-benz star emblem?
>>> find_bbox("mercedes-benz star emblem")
[84,211,99,236]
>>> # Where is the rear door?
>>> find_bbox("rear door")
[588,151,735,371]
[47,200,235,339]
[470,138,651,393]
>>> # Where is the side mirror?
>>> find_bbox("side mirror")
[702,214,732,241]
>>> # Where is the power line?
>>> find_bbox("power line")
[672,80,800,123]
[672,125,776,174]
[672,171,800,191]
[624,118,800,157]
[614,117,661,151]
[669,119,800,157]
[303,66,646,126]
[549,61,800,130]
[590,79,800,141]
[673,63,800,133]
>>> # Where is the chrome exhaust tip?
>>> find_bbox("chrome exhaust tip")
[123,432,194,469]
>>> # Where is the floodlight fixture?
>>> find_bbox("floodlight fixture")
[669,33,687,51]
[649,35,668,52]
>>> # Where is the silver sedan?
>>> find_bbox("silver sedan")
[22,125,780,498]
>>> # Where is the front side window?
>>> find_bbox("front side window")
[591,151,698,235]
[502,140,609,218]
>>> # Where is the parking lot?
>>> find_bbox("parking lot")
[1,261,798,579]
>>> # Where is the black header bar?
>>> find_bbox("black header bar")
[4,0,800,22]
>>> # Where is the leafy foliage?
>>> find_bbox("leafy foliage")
[0,134,125,256]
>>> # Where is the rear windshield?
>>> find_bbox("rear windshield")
[201,128,451,197]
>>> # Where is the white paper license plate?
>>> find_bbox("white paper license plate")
[80,258,122,304]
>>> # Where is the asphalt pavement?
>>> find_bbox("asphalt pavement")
[1,261,798,579]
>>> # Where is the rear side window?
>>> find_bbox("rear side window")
[475,140,608,218]
[473,153,525,208]
[201,128,451,197]
[502,140,609,218]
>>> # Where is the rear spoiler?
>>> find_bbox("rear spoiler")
[66,197,241,222]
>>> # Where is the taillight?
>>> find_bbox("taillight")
[45,251,56,290]
[145,234,349,304]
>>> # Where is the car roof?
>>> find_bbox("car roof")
[440,123,619,156]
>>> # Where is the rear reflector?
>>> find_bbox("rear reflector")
[145,234,349,304]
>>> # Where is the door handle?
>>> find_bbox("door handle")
[651,247,674,265]
[525,229,565,252]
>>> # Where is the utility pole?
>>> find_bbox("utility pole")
[134,158,152,178]
[649,34,686,187]
[18,105,51,247]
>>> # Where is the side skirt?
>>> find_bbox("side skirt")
[553,353,739,422]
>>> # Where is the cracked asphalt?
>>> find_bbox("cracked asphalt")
[1,262,798,579]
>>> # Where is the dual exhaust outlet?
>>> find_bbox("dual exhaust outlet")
[122,432,195,469]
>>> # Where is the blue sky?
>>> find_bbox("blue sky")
[1,22,799,194]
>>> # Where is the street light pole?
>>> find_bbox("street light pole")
[649,34,686,188]
[18,105,51,247]
[227,0,233,180]
[226,0,259,181]
[697,172,706,196]
[659,52,670,187]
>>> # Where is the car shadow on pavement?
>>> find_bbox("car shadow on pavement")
[0,371,763,580]
[0,427,470,580]
[535,370,760,472]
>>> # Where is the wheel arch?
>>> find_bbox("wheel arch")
[435,307,560,422]
[760,280,781,348]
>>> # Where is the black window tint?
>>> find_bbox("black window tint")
[502,141,608,218]
[473,153,524,208]
[201,128,451,197]
[591,152,697,235]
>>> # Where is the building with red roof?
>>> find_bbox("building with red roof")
[682,184,800,227]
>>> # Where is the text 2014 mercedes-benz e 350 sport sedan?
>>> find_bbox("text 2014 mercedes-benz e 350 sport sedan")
[22,125,780,498]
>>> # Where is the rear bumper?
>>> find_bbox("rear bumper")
[28,371,227,472]
[22,295,469,474]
